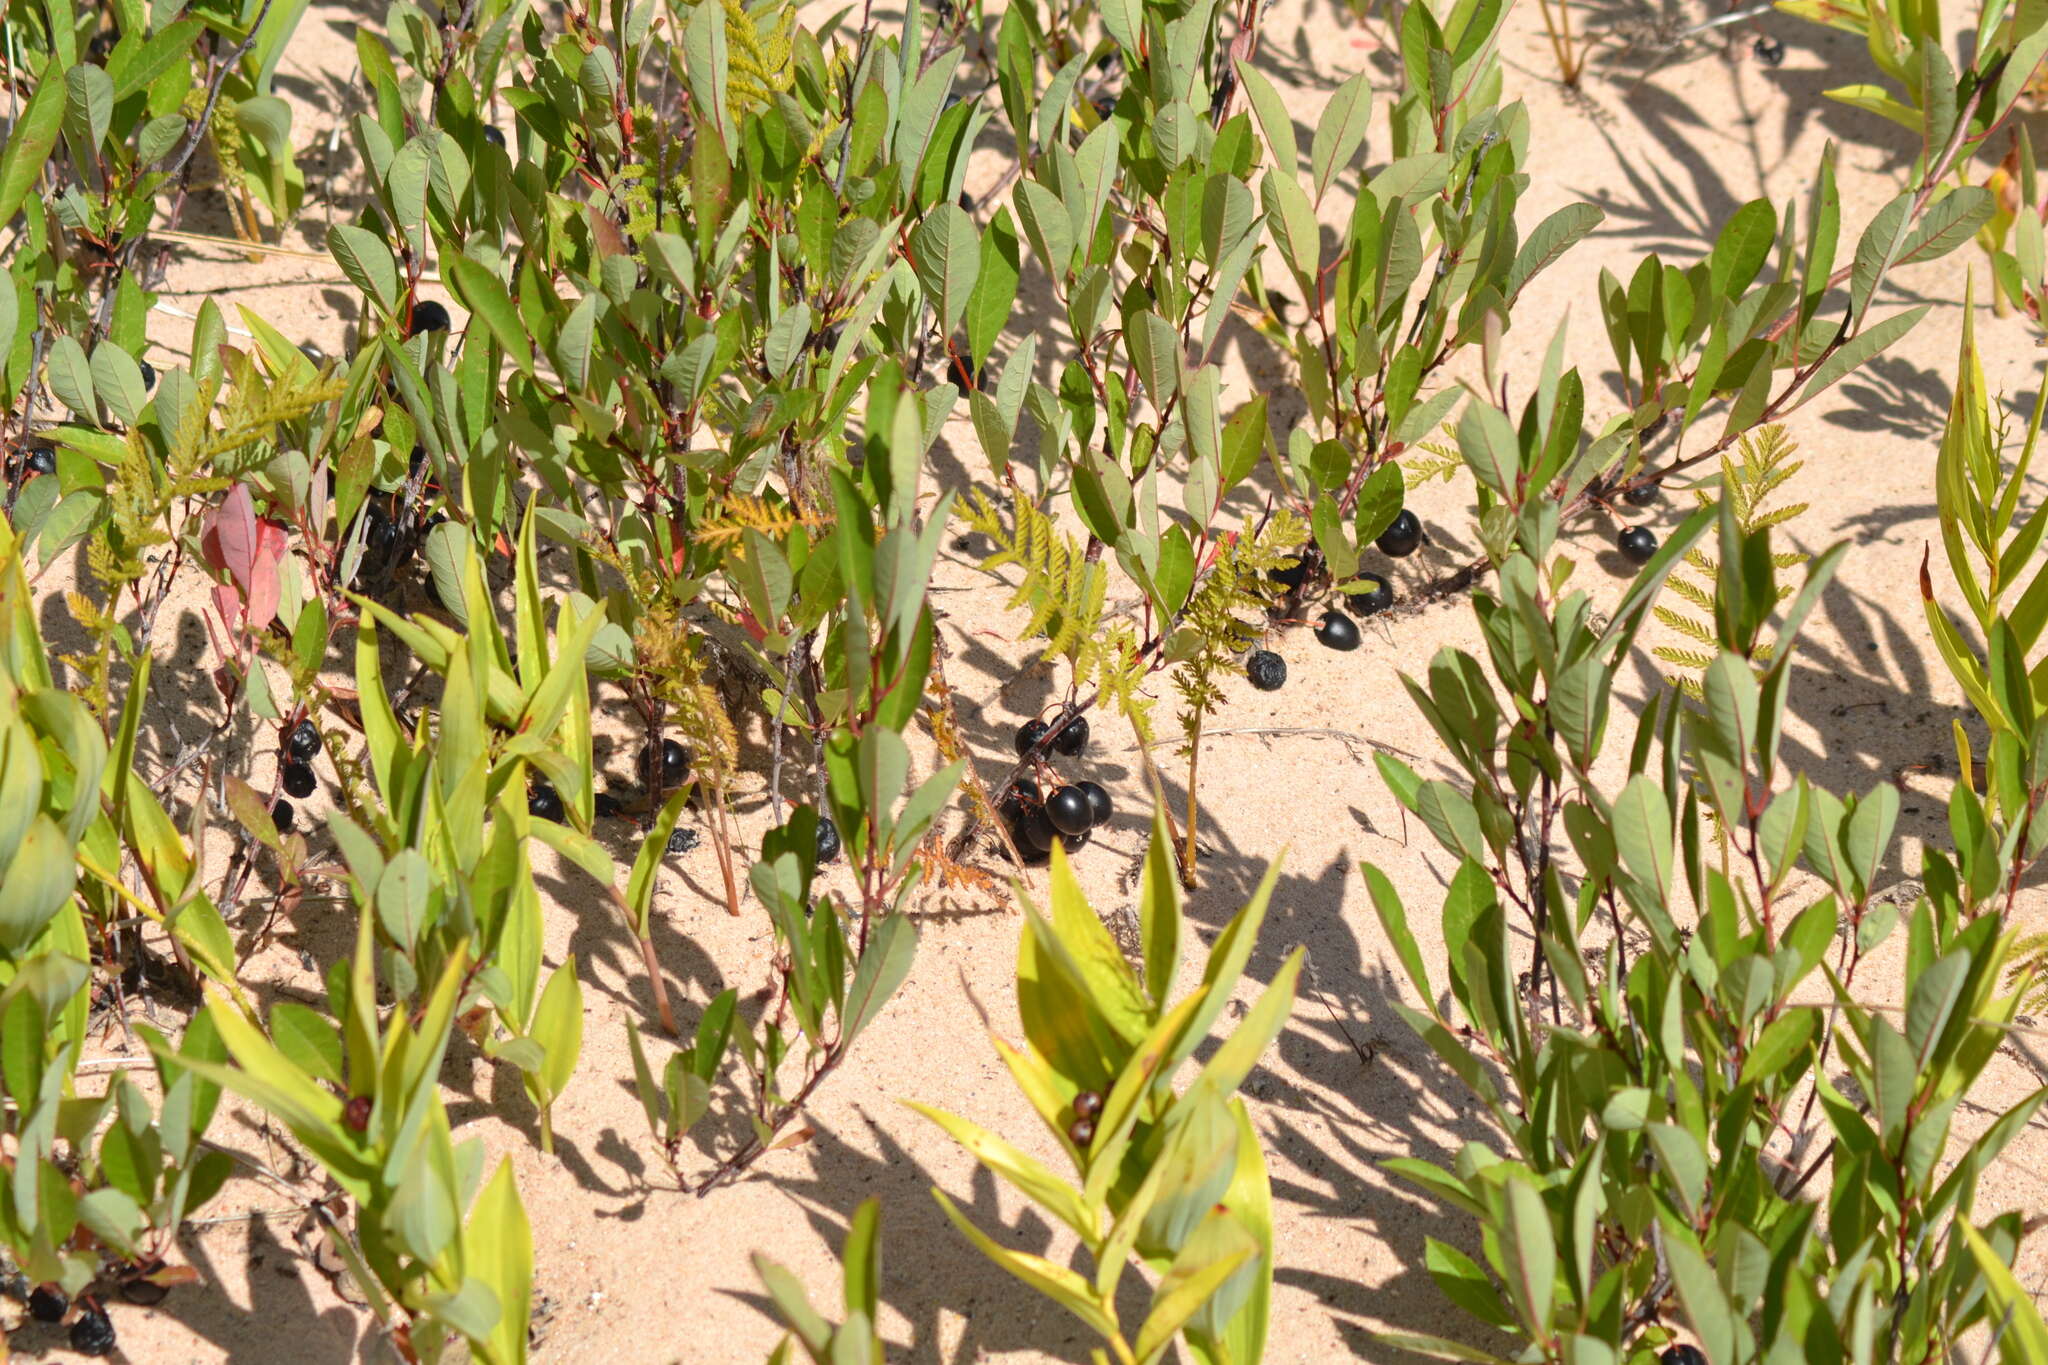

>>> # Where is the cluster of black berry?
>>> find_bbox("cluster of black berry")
[270,717,324,834]
[1254,503,1428,688]
[1000,712,1111,863]
[1616,478,1662,568]
[21,1283,117,1355]
[3,442,56,489]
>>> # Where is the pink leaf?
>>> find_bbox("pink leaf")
[245,545,281,631]
[215,486,259,596]
[212,582,244,632]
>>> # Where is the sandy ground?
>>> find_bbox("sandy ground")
[12,0,2048,1361]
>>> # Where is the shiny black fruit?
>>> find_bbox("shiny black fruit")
[1753,35,1785,65]
[1015,718,1051,754]
[594,791,624,819]
[1315,610,1361,652]
[528,782,563,822]
[1623,478,1661,507]
[1376,509,1423,558]
[1246,649,1287,691]
[288,718,321,760]
[29,1284,66,1322]
[1270,553,1311,591]
[1619,526,1659,565]
[137,359,157,391]
[24,446,56,477]
[1660,1348,1708,1365]
[1046,786,1092,836]
[1059,828,1090,854]
[1068,1116,1095,1146]
[1347,575,1394,616]
[1051,714,1088,756]
[1076,780,1112,828]
[272,800,294,834]
[405,300,451,338]
[654,738,690,785]
[816,816,842,864]
[1072,1090,1104,1119]
[481,125,507,148]
[70,1302,116,1356]
[666,827,699,855]
[999,778,1043,824]
[281,760,317,799]
[1023,808,1059,853]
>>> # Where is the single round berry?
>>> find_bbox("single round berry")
[528,781,563,822]
[1376,508,1424,558]
[1072,1090,1104,1120]
[1618,526,1659,566]
[1076,780,1112,829]
[344,1095,372,1130]
[24,445,56,477]
[1270,553,1310,591]
[1059,828,1090,854]
[816,816,842,864]
[288,718,321,760]
[1046,786,1092,837]
[29,1284,67,1322]
[1246,649,1287,692]
[1660,1347,1708,1365]
[655,738,690,785]
[1023,808,1059,853]
[1067,1116,1096,1147]
[1315,610,1361,652]
[1346,575,1394,616]
[481,125,507,148]
[1051,713,1089,756]
[281,759,317,799]
[594,791,624,819]
[1752,35,1785,65]
[999,778,1042,824]
[70,1302,116,1356]
[1015,718,1052,755]
[1622,478,1661,507]
[272,799,295,834]
[405,299,451,338]
[666,827,699,856]
[137,359,157,391]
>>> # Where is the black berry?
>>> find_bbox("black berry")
[1059,828,1090,854]
[999,778,1042,824]
[1270,553,1311,591]
[137,359,157,391]
[1618,526,1659,566]
[666,827,699,855]
[281,759,317,799]
[405,299,451,338]
[1076,780,1112,829]
[1015,718,1052,755]
[1623,478,1661,507]
[1660,1348,1708,1365]
[1752,35,1785,65]
[816,816,842,864]
[656,738,690,785]
[288,718,321,760]
[1246,649,1287,691]
[1067,1116,1095,1147]
[24,445,56,477]
[1023,808,1059,853]
[272,799,294,834]
[1046,786,1092,836]
[70,1301,116,1356]
[1346,576,1394,616]
[594,791,624,819]
[1315,610,1361,652]
[528,781,563,822]
[29,1284,66,1322]
[1051,714,1089,756]
[1376,509,1423,558]
[1072,1090,1104,1119]
[481,125,507,148]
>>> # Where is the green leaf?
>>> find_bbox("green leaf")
[447,257,533,375]
[1499,1175,1555,1334]
[1796,305,1929,406]
[910,204,980,336]
[930,1188,1119,1339]
[1310,73,1372,204]
[905,1102,1095,1240]
[329,225,400,317]
[841,912,916,1045]
[0,70,67,229]
[466,1159,532,1365]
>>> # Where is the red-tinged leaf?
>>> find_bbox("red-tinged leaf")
[255,518,288,565]
[212,583,243,631]
[215,486,259,595]
[245,548,281,630]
